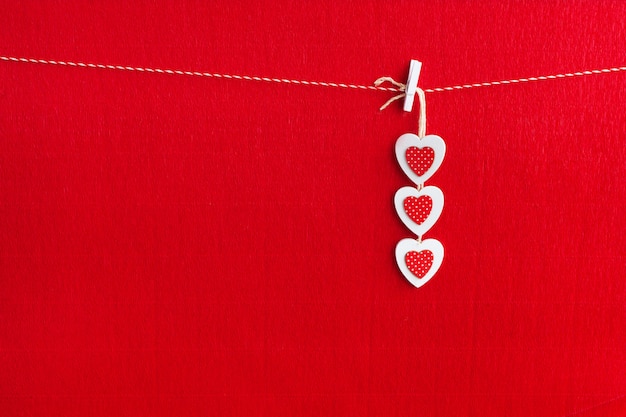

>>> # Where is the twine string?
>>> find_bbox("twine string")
[416,87,426,138]
[5,55,623,139]
[374,76,406,110]
[2,55,624,94]
[376,76,426,137]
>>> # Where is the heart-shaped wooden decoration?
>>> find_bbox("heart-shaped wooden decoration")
[395,134,446,185]
[394,185,444,237]
[395,238,444,288]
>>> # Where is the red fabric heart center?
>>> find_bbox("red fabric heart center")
[403,195,433,225]
[406,146,434,177]
[405,250,434,279]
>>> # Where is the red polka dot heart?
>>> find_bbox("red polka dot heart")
[394,133,446,288]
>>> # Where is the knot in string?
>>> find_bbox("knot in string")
[374,76,406,110]
[375,76,427,138]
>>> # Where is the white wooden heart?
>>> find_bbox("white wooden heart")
[395,238,444,288]
[394,185,444,237]
[395,133,446,186]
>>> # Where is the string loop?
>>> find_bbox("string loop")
[374,76,406,110]
[376,77,427,138]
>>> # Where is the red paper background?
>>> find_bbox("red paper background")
[1,1,625,416]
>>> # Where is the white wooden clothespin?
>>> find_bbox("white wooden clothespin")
[403,59,422,112]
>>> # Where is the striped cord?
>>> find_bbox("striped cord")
[2,55,625,94]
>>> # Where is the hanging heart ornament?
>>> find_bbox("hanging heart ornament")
[394,185,444,237]
[394,132,446,288]
[395,134,446,185]
[395,238,444,288]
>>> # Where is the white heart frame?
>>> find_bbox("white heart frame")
[395,238,444,288]
[395,133,446,185]
[394,185,444,237]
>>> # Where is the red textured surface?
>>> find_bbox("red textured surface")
[1,1,626,416]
